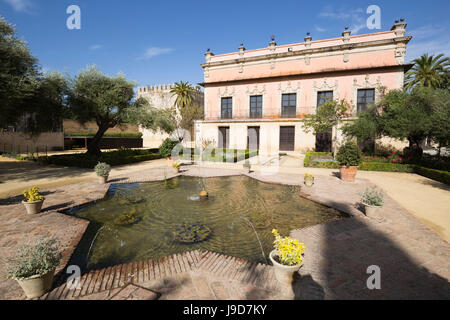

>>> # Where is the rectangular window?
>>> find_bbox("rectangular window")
[317,91,333,110]
[357,89,375,112]
[221,97,232,119]
[281,93,296,118]
[249,95,262,118]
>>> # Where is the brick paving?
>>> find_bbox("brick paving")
[41,250,288,300]
[0,164,449,300]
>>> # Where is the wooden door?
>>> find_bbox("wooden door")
[279,126,295,151]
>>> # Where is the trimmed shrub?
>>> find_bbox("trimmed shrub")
[304,152,339,168]
[358,162,415,172]
[159,138,180,158]
[201,148,257,163]
[65,132,143,138]
[336,142,362,167]
[414,166,450,185]
[39,149,162,168]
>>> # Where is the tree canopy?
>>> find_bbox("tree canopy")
[405,53,449,90]
[342,86,450,156]
[0,16,39,127]
[170,81,203,135]
[66,66,148,155]
[302,99,352,158]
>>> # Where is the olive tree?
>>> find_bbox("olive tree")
[302,99,352,159]
[66,66,148,155]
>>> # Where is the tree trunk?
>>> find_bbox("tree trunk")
[86,126,109,156]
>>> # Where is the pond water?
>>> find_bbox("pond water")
[69,176,347,270]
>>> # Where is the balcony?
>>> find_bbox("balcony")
[221,112,233,120]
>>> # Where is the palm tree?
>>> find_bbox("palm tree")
[170,81,203,138]
[170,81,196,109]
[405,53,449,90]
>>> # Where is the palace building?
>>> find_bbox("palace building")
[195,21,412,156]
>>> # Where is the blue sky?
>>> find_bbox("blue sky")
[1,0,449,87]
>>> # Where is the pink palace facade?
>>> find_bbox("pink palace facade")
[194,21,412,156]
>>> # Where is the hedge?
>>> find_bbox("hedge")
[414,166,450,185]
[304,152,449,185]
[304,152,339,168]
[201,148,258,163]
[65,132,143,138]
[358,162,415,172]
[39,149,162,168]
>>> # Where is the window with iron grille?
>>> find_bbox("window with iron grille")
[249,95,262,118]
[221,97,232,119]
[317,91,333,110]
[281,93,296,118]
[357,89,375,112]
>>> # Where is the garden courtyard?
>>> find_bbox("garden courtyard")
[0,155,449,300]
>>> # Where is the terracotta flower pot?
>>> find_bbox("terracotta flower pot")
[98,175,108,184]
[363,203,382,217]
[339,166,358,182]
[269,250,302,285]
[22,198,45,215]
[15,269,55,299]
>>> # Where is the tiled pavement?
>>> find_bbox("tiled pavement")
[1,164,449,300]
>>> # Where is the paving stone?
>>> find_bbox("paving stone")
[2,167,449,300]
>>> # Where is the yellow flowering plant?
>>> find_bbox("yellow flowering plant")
[23,187,43,202]
[172,160,181,168]
[272,229,306,266]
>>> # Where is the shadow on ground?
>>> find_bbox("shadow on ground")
[290,203,450,299]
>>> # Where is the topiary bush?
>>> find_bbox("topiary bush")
[336,142,362,167]
[159,138,180,158]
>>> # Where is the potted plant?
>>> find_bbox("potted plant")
[336,141,362,182]
[22,187,45,214]
[172,160,181,173]
[243,160,251,173]
[6,237,62,299]
[360,186,384,216]
[269,229,306,285]
[94,162,111,184]
[304,173,314,187]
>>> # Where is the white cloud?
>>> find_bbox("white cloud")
[351,24,366,34]
[314,25,326,32]
[405,24,450,61]
[89,44,103,51]
[3,0,33,12]
[138,47,174,60]
[319,6,363,21]
[318,5,367,35]
[408,25,447,40]
[406,39,450,62]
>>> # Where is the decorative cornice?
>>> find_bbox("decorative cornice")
[200,36,412,69]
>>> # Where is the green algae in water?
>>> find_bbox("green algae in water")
[71,176,348,270]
